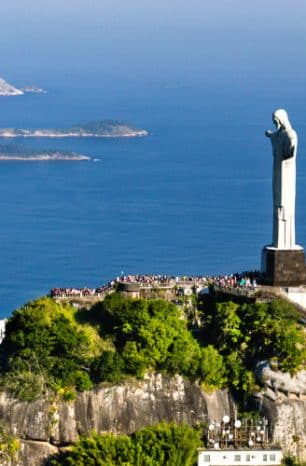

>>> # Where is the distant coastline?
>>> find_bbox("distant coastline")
[0,78,23,96]
[0,154,90,161]
[0,120,148,138]
[0,145,90,161]
[20,85,47,94]
[0,77,46,96]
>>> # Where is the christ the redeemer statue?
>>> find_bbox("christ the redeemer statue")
[261,109,305,286]
[265,109,298,249]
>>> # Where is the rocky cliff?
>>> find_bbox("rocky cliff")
[0,374,305,466]
[256,395,306,462]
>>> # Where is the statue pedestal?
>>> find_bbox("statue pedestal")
[261,246,306,286]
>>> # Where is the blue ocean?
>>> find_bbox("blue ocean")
[1,21,306,316]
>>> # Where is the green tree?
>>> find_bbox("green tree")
[200,298,305,394]
[48,422,200,466]
[273,323,306,373]
[0,422,20,463]
[215,301,242,351]
[95,294,203,380]
[199,345,226,389]
[91,351,125,384]
[132,422,200,466]
[0,298,94,399]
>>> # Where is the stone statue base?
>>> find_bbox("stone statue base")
[261,246,306,286]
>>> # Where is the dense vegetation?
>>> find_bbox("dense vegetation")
[0,298,102,400]
[0,293,304,401]
[69,120,144,135]
[90,293,205,382]
[47,424,306,466]
[198,296,306,393]
[0,422,20,462]
[282,458,306,466]
[0,120,146,137]
[0,144,73,156]
[47,421,200,466]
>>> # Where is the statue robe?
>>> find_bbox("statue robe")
[270,125,297,249]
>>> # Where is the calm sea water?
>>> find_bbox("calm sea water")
[1,67,306,317]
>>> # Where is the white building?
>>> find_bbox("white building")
[198,448,283,466]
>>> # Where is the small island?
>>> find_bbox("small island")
[0,77,46,96]
[0,120,148,138]
[21,85,47,94]
[0,144,90,161]
[0,78,23,96]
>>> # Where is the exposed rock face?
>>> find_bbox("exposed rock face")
[0,373,305,465]
[254,395,306,461]
[19,441,58,466]
[254,362,306,459]
[256,361,306,397]
[0,374,234,465]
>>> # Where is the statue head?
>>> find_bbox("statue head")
[272,109,292,130]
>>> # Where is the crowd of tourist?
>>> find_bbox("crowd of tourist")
[50,282,114,298]
[50,271,261,299]
[118,271,260,290]
[118,274,173,286]
[209,271,261,289]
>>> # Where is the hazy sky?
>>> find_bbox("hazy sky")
[1,0,306,27]
[1,0,306,93]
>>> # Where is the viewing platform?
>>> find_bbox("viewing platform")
[51,275,211,306]
[50,272,306,320]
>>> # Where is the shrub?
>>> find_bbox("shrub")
[47,422,200,466]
